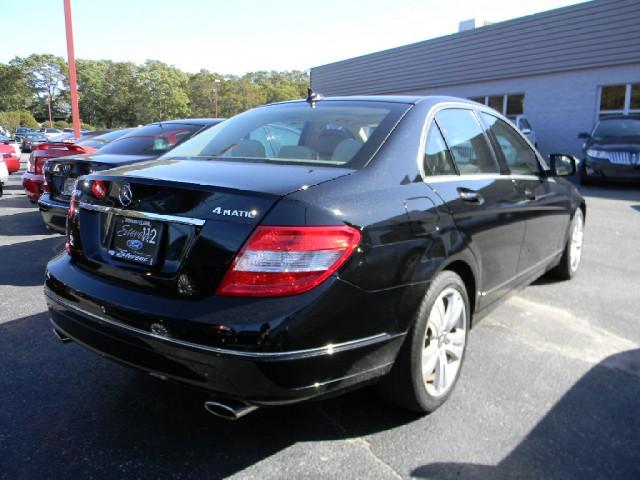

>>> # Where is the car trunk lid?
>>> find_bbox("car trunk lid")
[69,158,353,296]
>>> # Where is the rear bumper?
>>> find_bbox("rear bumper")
[583,157,640,182]
[22,172,44,203]
[44,256,405,405]
[47,288,401,405]
[38,193,68,233]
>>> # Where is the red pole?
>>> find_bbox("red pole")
[63,0,81,137]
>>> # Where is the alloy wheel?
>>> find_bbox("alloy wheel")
[422,287,466,397]
[570,211,584,272]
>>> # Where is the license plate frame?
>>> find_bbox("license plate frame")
[109,216,164,266]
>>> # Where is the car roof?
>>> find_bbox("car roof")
[149,118,224,126]
[268,95,481,108]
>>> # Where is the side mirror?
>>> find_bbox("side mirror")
[520,127,532,135]
[549,154,577,176]
[577,132,590,140]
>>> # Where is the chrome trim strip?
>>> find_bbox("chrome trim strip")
[79,202,206,226]
[45,288,402,361]
[481,250,563,296]
[423,173,543,184]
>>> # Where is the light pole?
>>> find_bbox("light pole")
[213,78,221,118]
[63,0,81,137]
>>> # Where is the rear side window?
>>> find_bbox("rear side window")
[424,123,456,176]
[435,109,498,174]
[480,113,539,175]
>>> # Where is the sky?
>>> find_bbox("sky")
[4,0,587,75]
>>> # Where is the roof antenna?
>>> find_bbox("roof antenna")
[306,88,322,108]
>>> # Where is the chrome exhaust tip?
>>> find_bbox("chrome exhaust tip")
[204,398,258,420]
[52,328,72,343]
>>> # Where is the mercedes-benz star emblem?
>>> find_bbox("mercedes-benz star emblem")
[118,183,133,207]
[150,323,171,338]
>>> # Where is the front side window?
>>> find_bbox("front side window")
[436,109,498,174]
[164,101,409,169]
[423,123,456,176]
[481,113,539,176]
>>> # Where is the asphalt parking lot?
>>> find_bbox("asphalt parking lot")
[1,153,639,479]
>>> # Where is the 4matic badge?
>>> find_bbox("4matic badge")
[212,207,257,218]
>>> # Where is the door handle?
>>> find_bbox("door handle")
[523,189,536,200]
[457,188,484,204]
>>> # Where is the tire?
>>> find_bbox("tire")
[579,163,596,186]
[378,271,470,413]
[552,208,584,280]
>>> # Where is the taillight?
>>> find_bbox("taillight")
[91,180,107,200]
[65,188,80,255]
[68,186,79,218]
[217,225,361,297]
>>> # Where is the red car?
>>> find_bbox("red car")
[0,141,20,174]
[21,129,133,203]
[22,143,90,203]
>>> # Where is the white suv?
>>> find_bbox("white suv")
[508,115,537,148]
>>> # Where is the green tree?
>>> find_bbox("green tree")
[11,54,68,122]
[0,64,32,111]
[76,59,108,127]
[102,61,139,127]
[188,69,222,117]
[134,60,190,124]
[219,78,267,117]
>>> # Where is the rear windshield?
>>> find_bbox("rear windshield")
[593,118,640,139]
[97,123,206,156]
[163,101,410,169]
[77,128,135,149]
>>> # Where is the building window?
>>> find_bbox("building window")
[467,93,525,116]
[598,83,640,118]
[506,94,524,116]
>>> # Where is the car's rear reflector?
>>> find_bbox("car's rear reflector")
[217,225,361,297]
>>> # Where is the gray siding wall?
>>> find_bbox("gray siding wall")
[310,0,640,96]
[393,64,640,157]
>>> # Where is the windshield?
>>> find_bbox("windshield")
[97,123,206,156]
[27,134,47,140]
[593,118,640,139]
[163,101,409,169]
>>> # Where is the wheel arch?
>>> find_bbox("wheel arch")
[437,255,479,325]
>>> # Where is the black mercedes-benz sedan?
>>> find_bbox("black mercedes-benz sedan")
[45,96,585,419]
[38,118,224,233]
[578,115,640,184]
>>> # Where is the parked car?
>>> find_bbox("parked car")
[507,114,537,148]
[0,139,20,173]
[22,129,134,203]
[14,127,34,143]
[0,134,21,157]
[578,115,640,184]
[39,128,63,139]
[21,132,49,152]
[45,96,585,419]
[0,156,8,196]
[39,119,222,232]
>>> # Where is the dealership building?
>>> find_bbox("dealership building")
[310,0,640,156]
